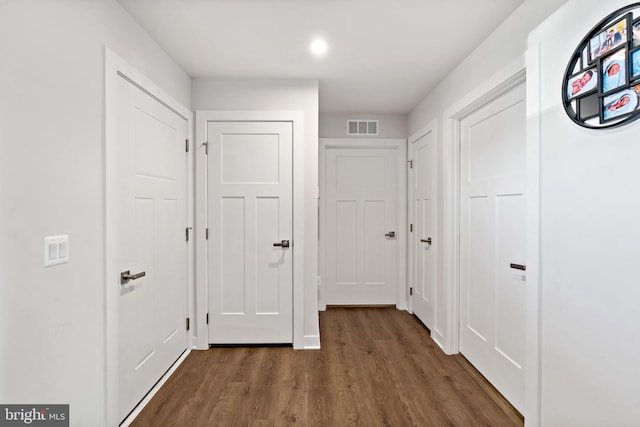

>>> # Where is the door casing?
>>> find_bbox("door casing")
[407,120,440,344]
[105,48,194,427]
[319,138,407,311]
[440,54,541,425]
[195,110,305,350]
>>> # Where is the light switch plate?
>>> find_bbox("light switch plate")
[44,235,69,267]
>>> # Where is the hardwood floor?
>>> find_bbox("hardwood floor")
[131,307,523,426]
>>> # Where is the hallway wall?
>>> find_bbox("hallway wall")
[407,0,567,353]
[0,1,191,425]
[531,0,640,424]
[408,0,568,134]
[407,0,568,424]
[319,113,407,139]
[408,0,640,424]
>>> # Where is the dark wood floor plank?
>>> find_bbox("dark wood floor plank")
[131,307,522,427]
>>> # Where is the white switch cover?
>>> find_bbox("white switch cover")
[44,235,69,267]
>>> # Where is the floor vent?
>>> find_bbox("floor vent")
[347,120,378,135]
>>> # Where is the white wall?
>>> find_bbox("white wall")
[530,1,640,425]
[192,78,320,345]
[409,0,568,134]
[0,1,190,426]
[407,0,567,354]
[319,113,407,139]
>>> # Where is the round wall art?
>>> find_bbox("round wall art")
[563,3,640,129]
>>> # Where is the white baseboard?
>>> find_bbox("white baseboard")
[432,333,450,355]
[120,348,192,426]
[303,334,321,349]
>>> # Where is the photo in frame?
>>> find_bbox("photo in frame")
[601,48,627,94]
[566,67,598,99]
[602,85,640,121]
[633,18,640,47]
[589,16,628,63]
[631,48,640,80]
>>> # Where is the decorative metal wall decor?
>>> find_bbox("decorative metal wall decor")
[563,3,640,129]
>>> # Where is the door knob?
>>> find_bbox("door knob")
[120,270,146,285]
[273,240,290,248]
[510,263,526,271]
[385,231,396,238]
[420,237,432,245]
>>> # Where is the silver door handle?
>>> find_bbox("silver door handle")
[421,237,432,245]
[510,263,526,271]
[273,240,290,248]
[385,231,396,238]
[120,270,146,285]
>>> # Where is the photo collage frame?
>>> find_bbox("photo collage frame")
[563,4,640,129]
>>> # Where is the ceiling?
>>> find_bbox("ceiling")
[117,0,525,114]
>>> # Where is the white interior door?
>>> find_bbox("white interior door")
[459,83,526,412]
[409,131,436,329]
[207,121,293,344]
[324,147,397,305]
[115,75,188,422]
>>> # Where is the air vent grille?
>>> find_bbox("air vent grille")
[347,120,378,135]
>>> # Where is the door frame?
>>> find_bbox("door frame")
[441,53,541,425]
[407,120,442,343]
[318,138,407,311]
[195,110,305,350]
[104,48,194,427]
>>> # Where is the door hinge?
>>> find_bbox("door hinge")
[408,159,414,169]
[206,313,209,325]
[203,141,208,155]
[409,287,413,296]
[206,228,209,240]
[186,139,189,153]
[186,227,192,242]
[410,224,413,232]
[186,317,190,331]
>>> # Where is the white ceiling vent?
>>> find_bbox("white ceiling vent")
[347,120,378,136]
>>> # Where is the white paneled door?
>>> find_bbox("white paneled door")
[207,122,293,344]
[459,83,526,412]
[325,147,398,305]
[409,131,436,329]
[115,75,188,422]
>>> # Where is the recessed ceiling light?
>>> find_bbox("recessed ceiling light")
[309,39,329,56]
